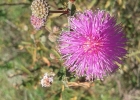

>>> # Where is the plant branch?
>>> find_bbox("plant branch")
[0,3,30,6]
[8,63,47,78]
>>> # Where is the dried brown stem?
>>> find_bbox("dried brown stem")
[0,3,30,6]
[50,10,68,14]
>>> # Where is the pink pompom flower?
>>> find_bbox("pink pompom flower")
[58,10,127,80]
[30,15,46,30]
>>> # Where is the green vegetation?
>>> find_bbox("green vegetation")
[0,0,140,100]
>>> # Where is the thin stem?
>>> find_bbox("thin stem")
[0,3,30,6]
[68,1,72,31]
[127,50,140,57]
[30,34,37,48]
[49,10,68,13]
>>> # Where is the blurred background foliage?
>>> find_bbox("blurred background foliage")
[0,0,140,100]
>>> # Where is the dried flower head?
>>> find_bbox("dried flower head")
[31,0,50,19]
[41,72,55,87]
[58,10,127,80]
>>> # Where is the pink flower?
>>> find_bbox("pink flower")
[30,15,46,30]
[30,0,50,30]
[58,10,127,80]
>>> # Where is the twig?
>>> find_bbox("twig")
[50,10,68,13]
[66,82,93,88]
[0,3,30,6]
[8,63,47,78]
[127,50,140,57]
